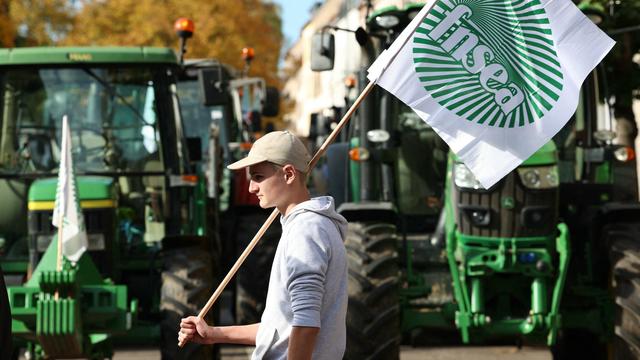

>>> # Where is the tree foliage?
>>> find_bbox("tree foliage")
[0,0,75,47]
[0,0,282,87]
[0,1,15,47]
[62,0,283,86]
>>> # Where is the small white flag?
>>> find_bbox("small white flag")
[368,0,615,188]
[52,116,88,263]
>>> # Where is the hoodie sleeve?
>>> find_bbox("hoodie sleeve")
[285,221,331,328]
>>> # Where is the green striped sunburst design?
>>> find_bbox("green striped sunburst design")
[413,0,564,128]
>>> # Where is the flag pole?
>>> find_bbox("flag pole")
[56,162,65,274]
[178,80,377,348]
[54,208,64,300]
[56,213,64,272]
[55,116,68,300]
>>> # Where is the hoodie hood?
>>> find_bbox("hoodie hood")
[281,196,348,239]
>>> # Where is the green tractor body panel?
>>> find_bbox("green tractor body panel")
[349,137,360,203]
[0,47,177,65]
[28,177,115,202]
[450,140,557,167]
[522,141,558,166]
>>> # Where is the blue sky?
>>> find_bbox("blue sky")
[274,0,319,44]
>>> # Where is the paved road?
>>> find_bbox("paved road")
[113,346,551,360]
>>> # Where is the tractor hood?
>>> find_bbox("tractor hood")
[521,141,558,166]
[28,176,116,211]
[451,140,558,167]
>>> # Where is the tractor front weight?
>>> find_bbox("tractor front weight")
[8,236,134,359]
[447,223,571,345]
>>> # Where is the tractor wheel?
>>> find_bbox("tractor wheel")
[235,211,280,324]
[160,246,219,360]
[608,222,640,360]
[344,222,401,360]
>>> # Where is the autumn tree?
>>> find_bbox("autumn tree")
[0,0,76,47]
[0,0,14,47]
[63,0,283,86]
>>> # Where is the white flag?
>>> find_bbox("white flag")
[52,116,88,263]
[368,0,615,188]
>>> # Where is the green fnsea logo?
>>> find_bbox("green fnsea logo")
[413,0,563,128]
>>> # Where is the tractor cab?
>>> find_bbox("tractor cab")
[0,47,217,359]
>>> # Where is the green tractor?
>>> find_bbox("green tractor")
[0,47,220,359]
[312,3,639,359]
[175,47,282,327]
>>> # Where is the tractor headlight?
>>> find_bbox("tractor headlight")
[517,166,559,189]
[374,14,400,29]
[367,129,390,143]
[454,163,485,190]
[461,206,491,227]
[614,146,635,162]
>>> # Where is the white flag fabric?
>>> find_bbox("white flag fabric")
[52,116,88,263]
[368,0,615,188]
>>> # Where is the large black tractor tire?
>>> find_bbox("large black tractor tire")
[235,211,281,324]
[607,222,640,360]
[551,329,606,360]
[160,247,218,360]
[344,222,401,360]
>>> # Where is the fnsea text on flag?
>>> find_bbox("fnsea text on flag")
[368,0,614,188]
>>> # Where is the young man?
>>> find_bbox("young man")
[179,131,348,360]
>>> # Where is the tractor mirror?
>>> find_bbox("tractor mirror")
[311,32,335,72]
[186,137,202,162]
[198,68,229,106]
[355,27,369,46]
[262,86,280,117]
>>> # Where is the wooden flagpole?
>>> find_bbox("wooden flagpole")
[178,80,377,347]
[56,214,64,272]
[54,209,64,300]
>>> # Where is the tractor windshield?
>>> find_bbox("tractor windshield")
[177,78,232,155]
[0,66,164,175]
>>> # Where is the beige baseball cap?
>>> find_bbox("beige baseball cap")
[227,130,311,172]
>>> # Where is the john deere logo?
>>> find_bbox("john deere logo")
[413,0,563,128]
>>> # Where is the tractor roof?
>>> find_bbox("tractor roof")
[182,58,239,79]
[0,46,178,65]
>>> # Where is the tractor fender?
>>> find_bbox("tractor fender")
[597,202,640,225]
[337,201,397,223]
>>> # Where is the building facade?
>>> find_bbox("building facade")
[282,0,424,137]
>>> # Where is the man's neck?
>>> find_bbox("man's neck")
[279,189,311,217]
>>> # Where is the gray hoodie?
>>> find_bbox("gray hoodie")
[252,196,348,360]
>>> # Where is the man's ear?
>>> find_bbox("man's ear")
[282,164,297,184]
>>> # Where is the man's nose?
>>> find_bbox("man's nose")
[248,180,258,193]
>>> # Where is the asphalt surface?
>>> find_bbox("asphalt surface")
[112,345,551,359]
